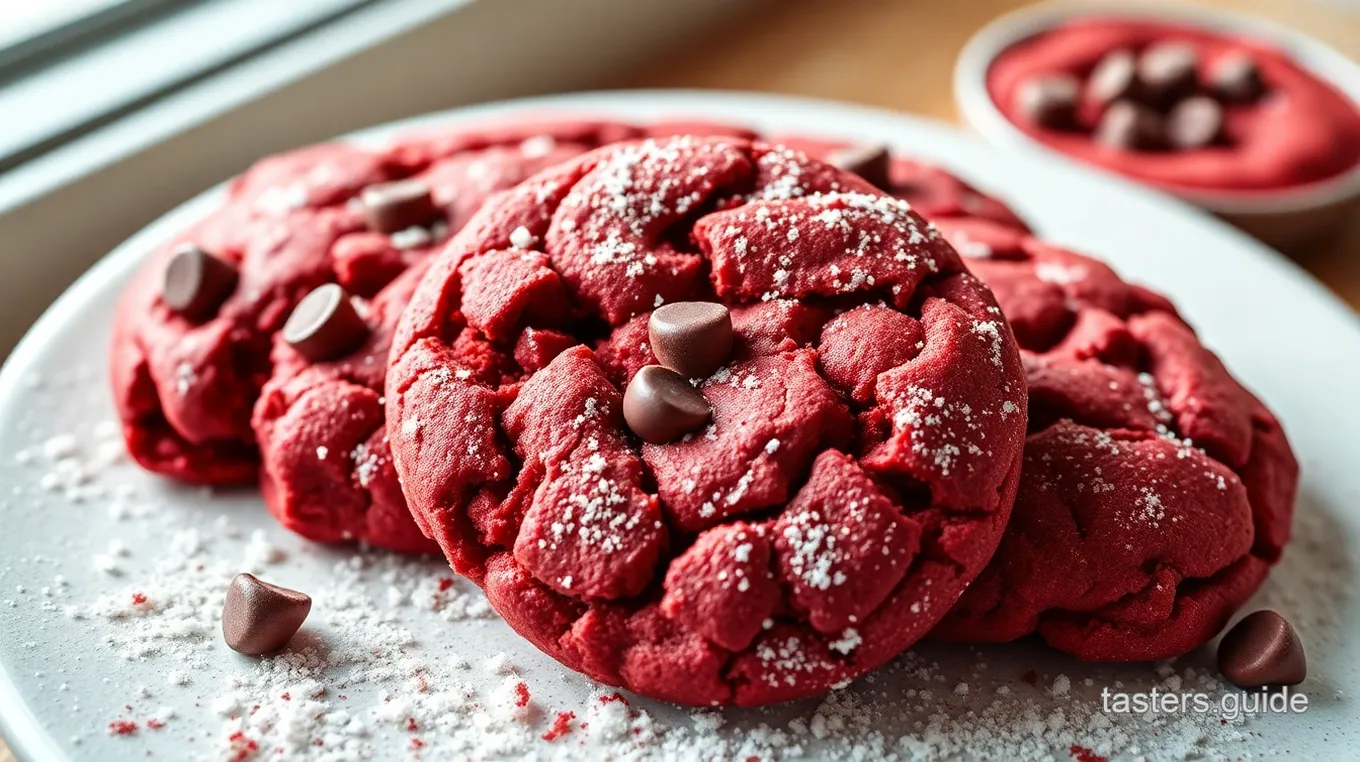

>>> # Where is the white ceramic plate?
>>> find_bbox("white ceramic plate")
[2,91,1358,761]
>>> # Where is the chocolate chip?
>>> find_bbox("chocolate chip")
[162,244,237,319]
[826,144,892,189]
[1014,74,1081,129]
[648,301,734,378]
[1210,51,1265,102]
[1095,100,1165,150]
[1167,96,1224,149]
[283,284,369,362]
[1217,610,1307,689]
[360,180,440,235]
[1137,42,1200,108]
[623,365,712,444]
[222,573,311,656]
[1087,50,1140,107]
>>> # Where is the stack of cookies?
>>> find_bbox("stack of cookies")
[109,116,1301,707]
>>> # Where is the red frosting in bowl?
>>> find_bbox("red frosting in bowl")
[988,19,1360,193]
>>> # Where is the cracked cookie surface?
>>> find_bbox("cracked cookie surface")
[110,119,637,484]
[386,137,1028,705]
[251,264,441,554]
[110,119,1027,488]
[932,218,1299,661]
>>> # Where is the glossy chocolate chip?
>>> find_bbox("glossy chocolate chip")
[360,180,440,235]
[826,143,892,189]
[1095,100,1165,150]
[1015,74,1081,129]
[1087,49,1140,106]
[1167,96,1224,149]
[283,284,369,362]
[1137,42,1200,108]
[1210,51,1265,102]
[162,244,237,319]
[623,365,712,444]
[222,573,312,656]
[648,301,734,378]
[1217,610,1307,689]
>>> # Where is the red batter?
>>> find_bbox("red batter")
[988,19,1360,192]
[386,137,1028,705]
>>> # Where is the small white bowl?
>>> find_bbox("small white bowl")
[954,1,1360,255]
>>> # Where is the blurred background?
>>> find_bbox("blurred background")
[0,0,1357,757]
[1,0,1358,358]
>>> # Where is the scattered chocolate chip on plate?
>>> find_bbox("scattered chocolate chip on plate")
[222,573,313,656]
[1218,610,1307,689]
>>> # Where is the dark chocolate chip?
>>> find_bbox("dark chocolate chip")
[1217,610,1307,689]
[1137,42,1200,108]
[623,365,712,444]
[1095,100,1165,150]
[162,244,237,319]
[648,301,734,378]
[360,180,440,235]
[1087,49,1140,107]
[222,573,312,656]
[826,144,892,189]
[1167,96,1224,149]
[1210,51,1265,102]
[1014,74,1081,129]
[283,284,369,362]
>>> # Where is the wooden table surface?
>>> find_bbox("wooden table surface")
[2,2,1355,760]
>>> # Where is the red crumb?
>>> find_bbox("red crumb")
[280,693,291,702]
[437,577,454,592]
[514,682,531,708]
[1070,745,1108,762]
[599,692,629,705]
[146,719,165,731]
[411,738,425,750]
[542,711,575,741]
[131,592,147,605]
[1021,670,1039,685]
[406,717,418,732]
[108,720,138,736]
[227,730,260,762]
[745,757,763,762]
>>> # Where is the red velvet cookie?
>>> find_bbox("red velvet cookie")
[251,264,440,554]
[773,134,1031,232]
[931,219,1299,661]
[386,136,1028,705]
[110,119,631,484]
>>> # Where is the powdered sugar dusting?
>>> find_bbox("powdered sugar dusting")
[12,398,1298,762]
